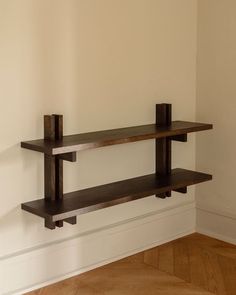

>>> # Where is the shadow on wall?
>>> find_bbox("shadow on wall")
[0,144,43,226]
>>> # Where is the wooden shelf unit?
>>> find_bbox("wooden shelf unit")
[21,103,213,229]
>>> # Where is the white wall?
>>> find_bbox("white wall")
[0,1,198,293]
[196,0,236,242]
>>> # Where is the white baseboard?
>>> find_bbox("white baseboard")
[0,202,195,295]
[196,207,236,245]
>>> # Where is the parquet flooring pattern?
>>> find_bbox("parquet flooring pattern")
[26,233,236,295]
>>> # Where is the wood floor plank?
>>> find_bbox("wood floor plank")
[72,260,213,295]
[158,243,174,274]
[188,241,208,290]
[25,233,236,295]
[173,240,191,282]
[143,233,236,295]
[202,248,227,295]
[217,255,236,295]
[143,247,159,268]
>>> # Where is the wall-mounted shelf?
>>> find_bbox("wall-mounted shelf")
[22,168,211,223]
[21,103,213,229]
[21,121,212,155]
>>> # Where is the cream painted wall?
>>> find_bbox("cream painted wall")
[0,0,197,260]
[196,0,236,224]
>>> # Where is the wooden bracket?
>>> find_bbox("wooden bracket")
[171,134,188,142]
[45,218,56,230]
[44,114,77,229]
[58,152,77,162]
[174,187,187,194]
[64,216,77,225]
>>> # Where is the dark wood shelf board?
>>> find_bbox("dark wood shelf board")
[21,168,212,222]
[21,121,213,155]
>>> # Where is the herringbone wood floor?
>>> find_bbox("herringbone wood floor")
[26,233,236,295]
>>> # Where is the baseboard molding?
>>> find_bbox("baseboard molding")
[196,207,236,245]
[0,202,195,295]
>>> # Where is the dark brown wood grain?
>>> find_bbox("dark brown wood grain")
[21,168,212,224]
[44,115,64,228]
[43,114,76,229]
[156,104,172,198]
[21,121,213,155]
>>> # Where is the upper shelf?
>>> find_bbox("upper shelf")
[21,121,212,155]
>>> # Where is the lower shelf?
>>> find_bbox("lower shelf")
[21,168,212,223]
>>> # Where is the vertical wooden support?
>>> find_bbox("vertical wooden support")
[156,104,172,198]
[44,115,63,229]
[44,114,77,229]
[54,114,63,202]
